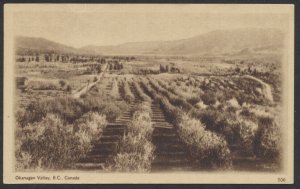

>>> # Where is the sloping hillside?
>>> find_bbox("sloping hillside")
[81,28,284,55]
[16,28,284,56]
[15,36,93,55]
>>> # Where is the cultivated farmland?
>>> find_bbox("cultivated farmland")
[15,52,282,172]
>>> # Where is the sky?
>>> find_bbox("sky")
[10,4,292,48]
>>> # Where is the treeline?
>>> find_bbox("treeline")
[108,61,124,70]
[16,53,137,64]
[159,64,180,73]
[16,54,107,64]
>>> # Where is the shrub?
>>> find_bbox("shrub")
[16,114,91,170]
[93,76,98,82]
[66,85,72,93]
[15,132,33,171]
[109,103,155,172]
[81,95,128,122]
[132,80,152,102]
[74,112,107,142]
[191,109,240,144]
[201,92,217,105]
[215,115,240,144]
[254,116,281,162]
[195,101,208,109]
[177,114,232,169]
[100,103,124,122]
[110,80,120,99]
[160,80,202,106]
[240,107,254,117]
[42,97,85,123]
[51,98,86,123]
[132,101,152,116]
[238,119,258,155]
[17,97,97,127]
[112,131,155,172]
[139,80,155,99]
[59,80,66,88]
[122,82,135,102]
[26,80,60,90]
[15,151,33,171]
[128,111,153,140]
[155,93,232,169]
[158,96,182,125]
[193,107,263,156]
[148,79,193,111]
[15,102,47,127]
[187,96,201,105]
[225,98,240,110]
[192,109,217,129]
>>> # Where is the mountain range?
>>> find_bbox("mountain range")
[15,28,284,56]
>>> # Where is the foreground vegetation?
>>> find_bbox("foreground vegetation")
[15,53,282,172]
[140,75,281,169]
[108,102,155,172]
[15,84,127,170]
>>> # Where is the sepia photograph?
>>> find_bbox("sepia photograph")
[3,4,294,184]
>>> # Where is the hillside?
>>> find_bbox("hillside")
[16,28,284,56]
[81,28,284,55]
[15,36,93,55]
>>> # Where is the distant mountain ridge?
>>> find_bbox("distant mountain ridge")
[15,36,93,55]
[16,28,284,56]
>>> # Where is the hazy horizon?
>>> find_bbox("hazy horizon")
[16,27,285,49]
[11,5,290,48]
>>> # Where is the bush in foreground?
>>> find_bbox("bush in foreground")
[191,108,242,144]
[177,114,232,169]
[16,97,86,126]
[109,103,155,172]
[155,93,232,169]
[15,114,92,170]
[254,116,282,162]
[112,134,155,172]
[74,112,107,142]
[17,95,127,127]
[111,150,154,172]
[238,119,258,155]
[128,111,153,140]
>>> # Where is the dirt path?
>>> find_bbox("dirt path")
[72,64,107,98]
[242,75,274,102]
[150,103,192,172]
